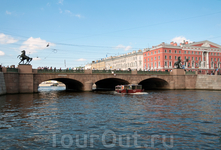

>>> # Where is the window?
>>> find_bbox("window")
[192,51,194,54]
[144,54,146,57]
[211,58,213,61]
[195,52,197,54]
[151,57,153,61]
[184,51,186,54]
[155,62,157,68]
[151,52,153,55]
[165,61,167,66]
[155,51,156,54]
[148,53,149,56]
[169,61,172,67]
[145,59,146,62]
[218,53,219,56]
[214,53,216,56]
[218,58,220,61]
[185,56,187,60]
[211,53,213,55]
[148,58,149,61]
[169,56,171,59]
[155,57,156,60]
[199,52,201,54]
[169,50,171,53]
[199,57,201,61]
[158,50,160,53]
[188,57,190,60]
[165,55,167,59]
[158,56,160,59]
[188,51,190,54]
[175,50,177,53]
[179,51,181,54]
[175,56,177,60]
[215,58,216,61]
[165,49,167,53]
[192,57,194,61]
[158,61,160,67]
[195,57,197,61]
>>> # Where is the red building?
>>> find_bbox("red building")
[143,40,221,74]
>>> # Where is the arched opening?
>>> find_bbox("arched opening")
[139,78,169,90]
[95,78,129,91]
[38,78,83,92]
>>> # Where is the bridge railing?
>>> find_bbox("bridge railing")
[92,70,131,74]
[137,71,170,75]
[37,69,84,73]
[7,68,19,73]
[185,71,196,75]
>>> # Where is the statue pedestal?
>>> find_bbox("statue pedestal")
[172,69,185,75]
[18,65,32,73]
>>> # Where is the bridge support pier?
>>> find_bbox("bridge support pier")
[84,81,93,92]
[18,65,33,93]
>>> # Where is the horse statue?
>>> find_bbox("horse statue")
[174,57,182,69]
[17,50,32,64]
[174,57,189,69]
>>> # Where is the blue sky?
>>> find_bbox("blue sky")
[0,0,221,68]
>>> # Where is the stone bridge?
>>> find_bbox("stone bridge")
[1,65,221,94]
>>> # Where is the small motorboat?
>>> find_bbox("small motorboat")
[115,84,144,93]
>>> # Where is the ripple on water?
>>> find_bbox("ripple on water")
[0,88,220,149]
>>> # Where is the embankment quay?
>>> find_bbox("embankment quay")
[0,65,221,94]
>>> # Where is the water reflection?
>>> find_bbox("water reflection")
[0,88,220,149]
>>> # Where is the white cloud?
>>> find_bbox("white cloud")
[171,36,192,44]
[6,10,11,15]
[20,37,55,54]
[0,51,5,56]
[33,57,41,61]
[64,10,82,18]
[114,44,132,51]
[58,0,64,5]
[59,8,63,13]
[77,58,86,61]
[0,33,18,44]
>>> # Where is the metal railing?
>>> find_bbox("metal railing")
[7,68,19,73]
[37,69,84,73]
[92,70,131,74]
[185,71,196,75]
[137,71,170,75]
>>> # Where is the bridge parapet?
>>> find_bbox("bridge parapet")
[37,69,85,74]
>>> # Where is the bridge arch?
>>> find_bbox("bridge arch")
[95,78,129,91]
[139,78,169,90]
[36,77,84,92]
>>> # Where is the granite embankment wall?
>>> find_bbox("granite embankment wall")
[196,75,221,90]
[0,72,6,95]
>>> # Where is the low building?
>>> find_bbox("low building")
[105,50,143,70]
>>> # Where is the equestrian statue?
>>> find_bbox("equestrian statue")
[17,50,32,64]
[174,56,188,69]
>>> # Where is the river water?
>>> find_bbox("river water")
[0,87,220,149]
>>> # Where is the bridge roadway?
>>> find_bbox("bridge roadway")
[2,65,210,94]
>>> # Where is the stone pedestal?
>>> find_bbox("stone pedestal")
[18,65,33,93]
[172,69,185,75]
[18,65,32,73]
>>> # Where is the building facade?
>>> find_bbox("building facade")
[105,50,143,70]
[143,40,221,73]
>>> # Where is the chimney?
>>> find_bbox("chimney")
[173,42,177,46]
[185,41,188,44]
[170,41,174,45]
